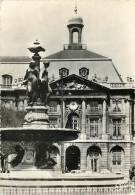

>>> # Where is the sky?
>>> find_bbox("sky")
[0,0,135,81]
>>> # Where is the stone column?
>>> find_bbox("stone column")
[62,100,65,127]
[61,142,65,173]
[102,99,108,139]
[81,100,86,139]
[0,90,1,170]
[78,30,82,44]
[0,90,1,128]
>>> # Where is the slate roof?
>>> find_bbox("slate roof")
[44,49,108,60]
[0,56,31,63]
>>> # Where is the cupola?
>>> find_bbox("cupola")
[67,5,84,49]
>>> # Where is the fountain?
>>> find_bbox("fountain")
[0,40,79,172]
[0,41,131,194]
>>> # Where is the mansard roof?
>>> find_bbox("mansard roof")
[44,49,107,60]
[0,56,31,63]
[50,74,109,91]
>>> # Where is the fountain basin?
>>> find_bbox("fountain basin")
[1,127,79,142]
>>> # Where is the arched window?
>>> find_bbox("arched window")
[73,32,78,43]
[111,146,124,166]
[2,74,12,86]
[72,28,79,44]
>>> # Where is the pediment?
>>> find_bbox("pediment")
[50,74,109,91]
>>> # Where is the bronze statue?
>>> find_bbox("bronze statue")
[22,60,52,106]
[40,63,52,105]
[22,61,39,105]
[22,41,52,106]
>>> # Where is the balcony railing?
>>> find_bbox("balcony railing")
[110,135,125,140]
[109,82,134,88]
[0,84,26,89]
[109,110,124,116]
[87,107,102,115]
[63,43,87,50]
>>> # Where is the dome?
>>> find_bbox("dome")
[68,15,83,26]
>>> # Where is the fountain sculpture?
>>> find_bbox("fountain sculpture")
[0,40,79,172]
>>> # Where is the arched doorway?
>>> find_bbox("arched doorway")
[48,146,60,169]
[35,144,60,169]
[110,145,124,173]
[9,145,24,168]
[87,146,101,172]
[66,146,80,172]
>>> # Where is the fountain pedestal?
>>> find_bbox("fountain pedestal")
[23,106,49,128]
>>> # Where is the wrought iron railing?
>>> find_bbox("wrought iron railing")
[87,107,102,115]
[110,135,125,140]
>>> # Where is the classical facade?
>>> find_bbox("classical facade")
[0,13,135,176]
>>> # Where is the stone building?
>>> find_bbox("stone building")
[0,12,135,176]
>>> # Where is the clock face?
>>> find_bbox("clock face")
[69,102,78,111]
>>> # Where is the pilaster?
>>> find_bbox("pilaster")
[125,99,131,140]
[81,100,86,139]
[80,145,87,171]
[124,143,131,175]
[102,99,108,139]
[100,143,108,172]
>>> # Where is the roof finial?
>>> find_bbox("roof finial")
[74,0,78,14]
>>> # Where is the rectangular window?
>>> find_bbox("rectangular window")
[49,118,57,128]
[89,119,98,137]
[113,119,121,137]
[112,152,121,165]
[72,116,79,130]
[48,101,57,113]
[2,75,12,87]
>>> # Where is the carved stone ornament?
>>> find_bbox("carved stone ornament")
[69,102,79,111]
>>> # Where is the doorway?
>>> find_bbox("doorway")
[66,146,80,172]
[87,146,101,172]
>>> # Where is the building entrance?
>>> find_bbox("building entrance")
[91,158,98,172]
[66,146,80,172]
[87,146,101,172]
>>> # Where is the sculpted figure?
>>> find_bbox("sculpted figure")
[23,61,39,105]
[40,67,52,106]
[0,153,7,173]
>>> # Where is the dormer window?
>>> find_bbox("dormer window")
[59,68,69,78]
[79,67,89,79]
[2,74,12,86]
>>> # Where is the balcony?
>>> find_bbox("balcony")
[86,107,102,115]
[110,135,125,140]
[0,84,26,90]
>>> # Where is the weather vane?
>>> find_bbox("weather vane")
[74,0,78,14]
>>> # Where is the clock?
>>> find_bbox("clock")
[69,102,78,111]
